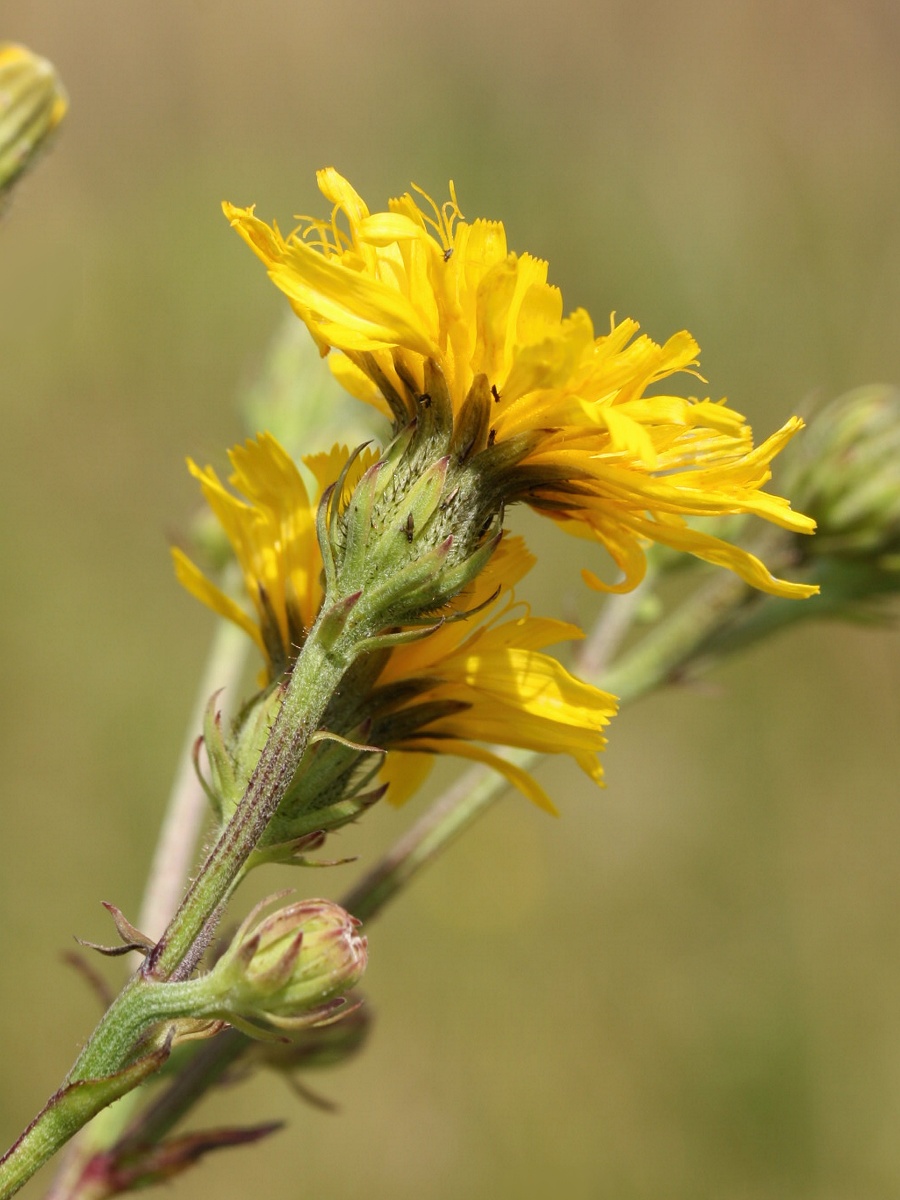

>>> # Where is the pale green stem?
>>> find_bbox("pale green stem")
[599,569,749,699]
[342,754,530,922]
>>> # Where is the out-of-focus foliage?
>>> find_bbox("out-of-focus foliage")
[1,3,898,1198]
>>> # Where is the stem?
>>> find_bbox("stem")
[599,568,748,700]
[44,619,249,1200]
[0,610,356,1199]
[139,618,249,942]
[0,983,163,1200]
[148,612,349,980]
[1,984,234,1200]
[342,757,525,922]
[576,578,650,679]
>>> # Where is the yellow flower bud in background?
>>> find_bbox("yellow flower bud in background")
[0,43,67,202]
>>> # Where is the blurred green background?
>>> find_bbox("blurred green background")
[2,2,900,1197]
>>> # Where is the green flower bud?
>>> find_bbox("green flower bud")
[154,897,367,1040]
[788,385,900,562]
[698,385,900,658]
[215,897,366,1026]
[782,385,900,617]
[0,43,67,200]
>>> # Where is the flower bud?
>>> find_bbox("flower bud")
[781,385,900,616]
[0,43,67,199]
[187,897,367,1037]
[788,385,900,562]
[698,385,900,657]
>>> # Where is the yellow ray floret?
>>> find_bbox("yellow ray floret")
[374,536,617,813]
[173,436,375,673]
[224,171,818,600]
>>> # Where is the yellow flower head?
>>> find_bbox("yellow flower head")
[173,435,375,675]
[372,533,616,814]
[224,170,818,600]
[176,435,615,812]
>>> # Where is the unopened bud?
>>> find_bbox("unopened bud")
[703,385,900,648]
[183,896,367,1038]
[788,385,900,562]
[0,43,67,199]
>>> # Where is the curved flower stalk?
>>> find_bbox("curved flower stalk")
[224,169,818,600]
[176,434,615,818]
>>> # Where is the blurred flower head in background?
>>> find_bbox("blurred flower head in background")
[0,43,67,202]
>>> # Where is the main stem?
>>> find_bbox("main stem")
[44,619,250,1199]
[0,608,355,1200]
[147,613,348,981]
[139,617,249,943]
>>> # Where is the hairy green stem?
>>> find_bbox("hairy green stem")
[148,612,350,980]
[44,618,249,1200]
[0,979,166,1200]
[0,610,356,1199]
[139,616,249,943]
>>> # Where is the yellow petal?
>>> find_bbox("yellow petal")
[407,739,560,815]
[171,547,264,651]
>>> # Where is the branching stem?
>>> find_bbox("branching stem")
[0,609,357,1199]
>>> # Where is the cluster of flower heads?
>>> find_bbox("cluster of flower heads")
[174,436,614,814]
[177,170,817,815]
